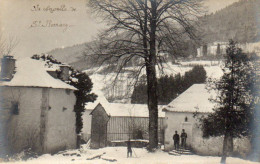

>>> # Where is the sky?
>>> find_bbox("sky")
[0,0,240,59]
[203,0,240,13]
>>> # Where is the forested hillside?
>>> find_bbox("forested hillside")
[199,0,260,43]
[47,43,87,64]
[46,0,260,70]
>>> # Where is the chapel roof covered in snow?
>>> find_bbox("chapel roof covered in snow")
[0,58,76,90]
[163,84,216,113]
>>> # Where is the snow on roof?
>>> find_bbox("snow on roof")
[85,89,165,118]
[45,63,60,71]
[44,61,70,71]
[85,91,110,110]
[0,58,76,90]
[105,103,165,118]
[163,84,216,113]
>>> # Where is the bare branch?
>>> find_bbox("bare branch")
[0,34,19,57]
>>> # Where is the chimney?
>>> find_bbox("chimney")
[47,70,58,79]
[1,55,16,81]
[59,65,70,81]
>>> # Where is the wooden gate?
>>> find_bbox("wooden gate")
[90,104,109,149]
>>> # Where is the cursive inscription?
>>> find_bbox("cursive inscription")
[29,4,77,32]
[31,4,77,13]
[30,20,73,32]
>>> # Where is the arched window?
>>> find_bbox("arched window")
[185,116,188,122]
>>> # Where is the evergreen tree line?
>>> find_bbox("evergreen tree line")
[131,65,207,105]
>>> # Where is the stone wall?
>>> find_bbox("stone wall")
[164,111,251,156]
[45,88,77,153]
[0,87,42,154]
[0,86,77,155]
[82,110,92,142]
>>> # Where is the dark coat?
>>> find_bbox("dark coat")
[127,140,132,150]
[181,132,187,139]
[173,134,180,142]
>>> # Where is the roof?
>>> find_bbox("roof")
[85,91,165,118]
[85,91,110,110]
[44,61,70,71]
[0,58,76,90]
[85,80,110,110]
[163,84,216,113]
[105,103,165,117]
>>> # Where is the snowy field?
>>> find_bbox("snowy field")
[2,146,258,164]
[85,60,223,103]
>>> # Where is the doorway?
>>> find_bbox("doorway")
[180,122,192,147]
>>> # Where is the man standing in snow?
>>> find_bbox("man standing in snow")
[181,129,187,149]
[173,131,180,150]
[127,139,132,158]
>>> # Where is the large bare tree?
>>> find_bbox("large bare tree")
[88,0,203,150]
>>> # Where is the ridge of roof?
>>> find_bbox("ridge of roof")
[163,84,216,113]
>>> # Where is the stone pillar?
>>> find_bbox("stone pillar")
[39,88,50,153]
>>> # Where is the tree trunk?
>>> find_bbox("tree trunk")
[146,0,158,151]
[229,136,233,153]
[221,133,233,164]
[146,58,158,150]
[145,37,158,150]
[221,134,228,164]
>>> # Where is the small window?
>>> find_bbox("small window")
[65,89,71,95]
[11,102,19,115]
[185,116,188,122]
[63,107,67,112]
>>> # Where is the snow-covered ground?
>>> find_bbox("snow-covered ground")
[3,146,258,164]
[179,60,220,66]
[86,60,224,103]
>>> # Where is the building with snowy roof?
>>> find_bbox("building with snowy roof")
[197,41,260,57]
[82,89,110,144]
[82,93,166,149]
[0,56,77,156]
[163,84,250,156]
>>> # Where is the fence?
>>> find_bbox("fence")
[107,117,165,143]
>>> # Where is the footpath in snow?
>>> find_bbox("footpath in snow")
[2,145,259,164]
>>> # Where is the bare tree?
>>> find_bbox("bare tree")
[0,34,19,57]
[0,34,5,57]
[88,0,203,150]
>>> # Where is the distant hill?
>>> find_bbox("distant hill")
[47,43,87,64]
[199,0,260,43]
[47,0,260,70]
[70,56,93,71]
[46,42,97,71]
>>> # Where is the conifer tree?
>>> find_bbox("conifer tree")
[201,40,258,164]
[131,65,206,104]
[69,71,97,135]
